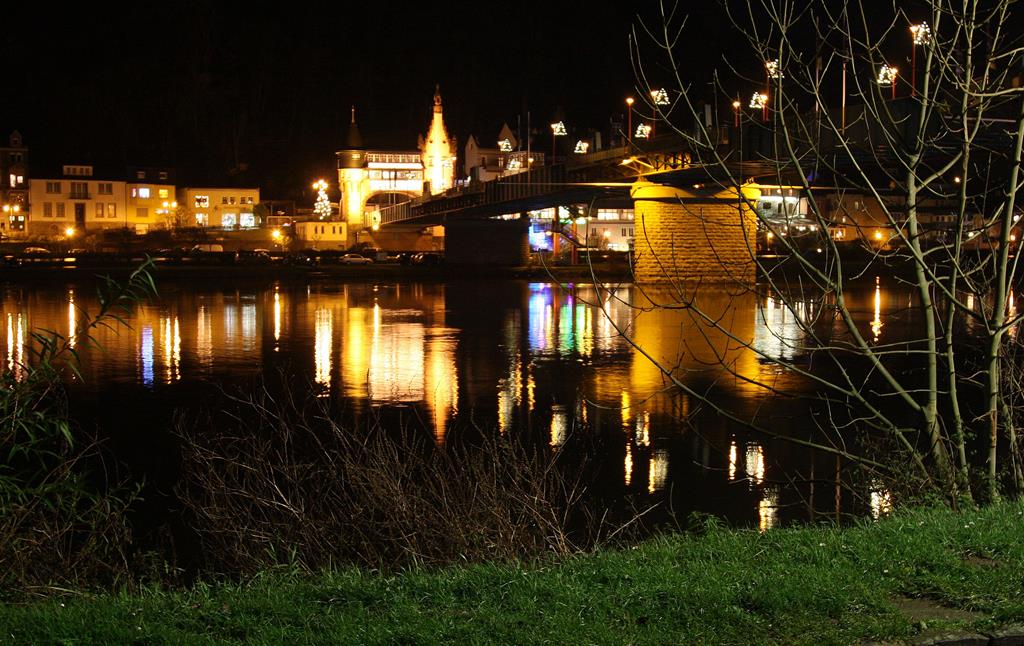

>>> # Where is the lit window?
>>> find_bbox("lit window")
[222,213,237,229]
[195,195,209,208]
[138,187,151,199]
[240,212,255,228]
[195,213,208,226]
[107,203,116,217]
[8,174,14,187]
[158,171,168,180]
[158,188,169,199]
[95,203,104,218]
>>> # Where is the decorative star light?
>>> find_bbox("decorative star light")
[766,59,783,80]
[550,121,567,136]
[910,22,932,45]
[650,88,670,105]
[634,123,652,139]
[750,92,768,109]
[574,140,590,154]
[877,64,898,86]
[498,138,513,152]
[506,158,522,171]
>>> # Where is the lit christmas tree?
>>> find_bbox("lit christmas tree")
[312,179,331,220]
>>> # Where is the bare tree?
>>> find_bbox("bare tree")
[618,0,1024,504]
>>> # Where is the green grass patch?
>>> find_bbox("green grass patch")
[3,501,1024,645]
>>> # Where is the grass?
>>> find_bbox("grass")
[3,501,1024,645]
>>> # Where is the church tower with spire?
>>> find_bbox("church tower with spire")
[336,105,369,244]
[419,85,457,195]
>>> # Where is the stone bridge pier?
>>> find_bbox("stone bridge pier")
[630,181,761,285]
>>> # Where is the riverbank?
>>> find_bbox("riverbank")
[4,502,1024,645]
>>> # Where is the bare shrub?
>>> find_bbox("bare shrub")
[175,382,617,574]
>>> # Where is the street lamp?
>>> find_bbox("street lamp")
[910,22,931,97]
[878,64,898,100]
[550,121,567,162]
[626,97,635,146]
[750,91,768,122]
[732,99,742,127]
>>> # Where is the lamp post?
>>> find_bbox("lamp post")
[910,22,931,98]
[626,97,634,147]
[732,99,741,127]
[750,91,768,122]
[550,121,567,164]
[878,64,898,100]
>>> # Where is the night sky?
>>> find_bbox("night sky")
[1,2,739,199]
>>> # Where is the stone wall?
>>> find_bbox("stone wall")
[444,217,530,266]
[631,182,760,285]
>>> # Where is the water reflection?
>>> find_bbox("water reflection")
[871,278,883,343]
[0,278,934,530]
[67,289,77,349]
[314,307,332,393]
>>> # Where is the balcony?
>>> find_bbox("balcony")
[69,191,91,200]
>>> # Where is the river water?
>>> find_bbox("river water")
[2,275,916,531]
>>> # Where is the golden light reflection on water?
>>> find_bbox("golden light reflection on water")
[550,405,568,448]
[162,316,181,384]
[624,443,633,486]
[67,289,77,349]
[273,290,281,346]
[6,312,25,380]
[746,443,766,485]
[759,487,779,532]
[196,305,212,369]
[871,278,884,343]
[728,439,738,481]
[314,307,333,393]
[648,449,669,493]
[426,334,457,445]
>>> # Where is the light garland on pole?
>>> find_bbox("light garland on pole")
[312,179,331,221]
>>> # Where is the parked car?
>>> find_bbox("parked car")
[190,243,225,253]
[340,253,373,265]
[22,246,51,254]
[412,252,444,266]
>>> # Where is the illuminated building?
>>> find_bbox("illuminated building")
[1,131,28,237]
[126,167,176,233]
[419,85,457,195]
[27,165,128,236]
[336,89,457,246]
[177,187,260,229]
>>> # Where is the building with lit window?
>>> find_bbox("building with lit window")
[178,187,261,229]
[1,131,29,237]
[126,167,176,233]
[27,165,130,237]
[337,88,457,245]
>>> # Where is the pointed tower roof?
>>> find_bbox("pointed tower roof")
[336,105,367,169]
[345,105,364,150]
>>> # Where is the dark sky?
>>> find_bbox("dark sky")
[0,2,740,198]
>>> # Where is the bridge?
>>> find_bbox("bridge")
[336,90,788,285]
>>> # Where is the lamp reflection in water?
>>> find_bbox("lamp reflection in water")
[6,312,25,380]
[140,325,154,387]
[759,487,779,532]
[624,443,633,486]
[871,277,883,343]
[67,289,77,349]
[746,443,766,485]
[648,449,669,493]
[196,305,213,369]
[162,316,181,384]
[550,404,568,448]
[728,439,738,481]
[426,334,458,445]
[314,308,333,394]
[273,289,282,347]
